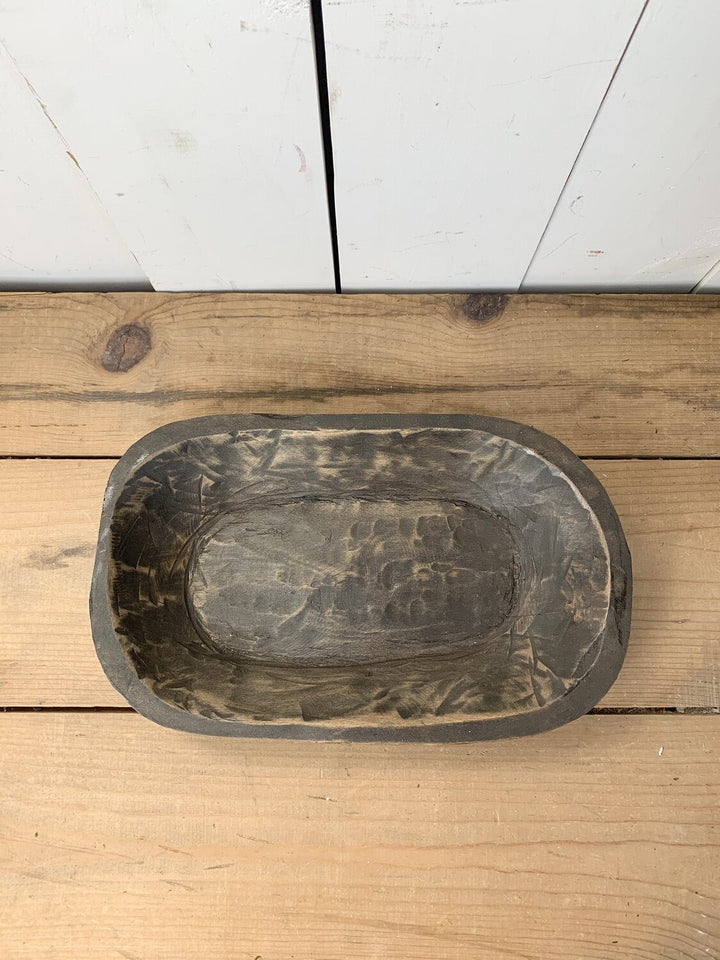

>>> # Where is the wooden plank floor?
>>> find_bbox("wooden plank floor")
[2,714,718,960]
[1,294,719,959]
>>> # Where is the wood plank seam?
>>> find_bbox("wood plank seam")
[310,0,341,292]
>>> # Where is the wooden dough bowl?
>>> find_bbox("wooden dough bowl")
[91,415,631,741]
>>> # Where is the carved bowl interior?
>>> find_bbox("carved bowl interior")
[90,414,631,741]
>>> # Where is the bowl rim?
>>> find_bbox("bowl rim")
[90,413,632,742]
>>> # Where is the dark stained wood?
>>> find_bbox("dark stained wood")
[92,414,631,739]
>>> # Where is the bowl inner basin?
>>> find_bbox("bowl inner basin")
[186,498,519,666]
[107,426,613,725]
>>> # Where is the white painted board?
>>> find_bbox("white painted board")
[524,0,720,292]
[323,0,645,291]
[0,41,147,288]
[0,0,334,291]
[696,260,720,293]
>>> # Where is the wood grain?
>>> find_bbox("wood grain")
[0,460,113,706]
[2,294,719,960]
[1,713,718,960]
[1,458,718,710]
[2,292,720,456]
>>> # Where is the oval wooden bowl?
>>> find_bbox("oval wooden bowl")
[90,414,631,741]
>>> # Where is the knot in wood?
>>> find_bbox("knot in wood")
[463,293,509,324]
[102,323,152,373]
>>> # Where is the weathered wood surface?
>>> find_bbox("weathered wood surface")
[1,292,720,456]
[1,713,718,960]
[2,293,719,960]
[95,416,627,738]
[2,457,718,710]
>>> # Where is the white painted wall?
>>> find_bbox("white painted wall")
[0,40,148,288]
[0,0,334,291]
[0,0,718,293]
[323,0,645,290]
[524,0,720,292]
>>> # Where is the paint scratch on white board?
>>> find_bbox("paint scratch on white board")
[260,0,309,18]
